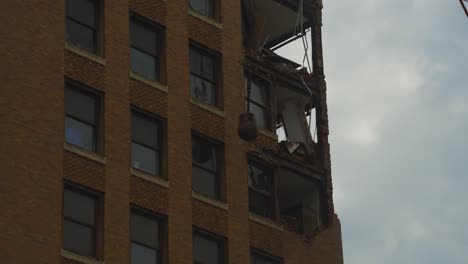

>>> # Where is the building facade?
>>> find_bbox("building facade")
[0,0,343,263]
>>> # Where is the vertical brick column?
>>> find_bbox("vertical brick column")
[103,0,131,263]
[311,0,335,223]
[0,1,65,263]
[222,0,251,263]
[166,1,192,264]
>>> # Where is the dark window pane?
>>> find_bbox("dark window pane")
[252,254,281,264]
[63,220,95,257]
[190,49,201,75]
[249,189,271,218]
[189,0,213,18]
[66,19,95,53]
[248,163,271,194]
[66,0,96,27]
[132,143,159,176]
[201,55,214,80]
[131,48,157,80]
[131,113,159,149]
[130,20,158,55]
[65,117,95,151]
[131,243,158,264]
[192,167,218,198]
[63,188,95,225]
[192,137,216,171]
[65,87,96,124]
[190,48,215,81]
[247,80,267,106]
[249,103,267,130]
[131,212,159,248]
[193,234,219,264]
[190,75,215,105]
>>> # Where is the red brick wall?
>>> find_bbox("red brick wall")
[0,0,342,263]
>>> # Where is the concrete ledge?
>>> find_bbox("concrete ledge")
[64,143,106,164]
[249,213,284,231]
[61,249,103,264]
[188,9,222,29]
[130,71,168,93]
[190,98,225,117]
[131,168,169,188]
[65,44,106,65]
[259,129,278,141]
[192,191,228,210]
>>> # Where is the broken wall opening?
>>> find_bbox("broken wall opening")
[277,169,323,234]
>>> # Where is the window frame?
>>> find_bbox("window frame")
[130,108,165,178]
[129,13,165,83]
[193,228,227,264]
[189,43,222,108]
[62,182,103,260]
[245,73,273,131]
[189,0,220,21]
[251,249,283,264]
[247,158,277,220]
[65,79,103,154]
[130,207,166,264]
[65,0,102,55]
[191,132,224,201]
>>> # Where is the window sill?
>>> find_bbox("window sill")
[192,191,228,210]
[131,168,169,188]
[249,213,284,231]
[258,129,278,141]
[61,249,103,264]
[65,43,106,65]
[64,143,106,164]
[130,71,168,93]
[188,9,222,29]
[190,98,225,117]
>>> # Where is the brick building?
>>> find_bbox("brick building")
[0,0,343,263]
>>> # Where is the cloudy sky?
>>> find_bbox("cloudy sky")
[279,0,468,263]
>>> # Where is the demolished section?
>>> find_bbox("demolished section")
[241,0,329,238]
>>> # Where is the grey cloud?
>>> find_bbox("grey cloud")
[278,0,468,263]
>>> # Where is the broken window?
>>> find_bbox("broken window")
[248,160,274,219]
[190,45,219,106]
[192,134,222,199]
[278,169,323,234]
[245,76,271,131]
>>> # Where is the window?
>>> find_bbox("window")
[192,135,221,199]
[251,252,282,264]
[193,231,225,264]
[190,46,218,106]
[131,111,162,176]
[245,76,271,130]
[65,82,101,152]
[130,16,162,81]
[248,160,274,219]
[131,210,162,264]
[189,0,214,18]
[63,185,100,258]
[66,0,99,53]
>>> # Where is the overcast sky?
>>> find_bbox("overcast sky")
[278,0,468,263]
